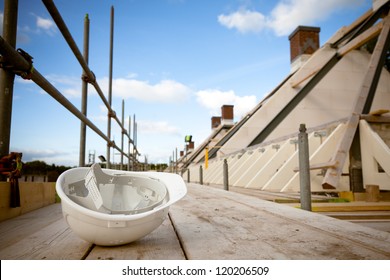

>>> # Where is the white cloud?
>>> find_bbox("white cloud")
[28,13,57,36]
[12,147,72,163]
[268,0,365,36]
[137,120,180,135]
[196,89,257,118]
[218,9,266,34]
[39,73,191,103]
[99,77,192,103]
[36,15,55,31]
[218,0,367,36]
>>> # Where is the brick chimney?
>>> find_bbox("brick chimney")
[289,26,320,72]
[221,105,234,126]
[211,116,221,130]
[186,141,194,153]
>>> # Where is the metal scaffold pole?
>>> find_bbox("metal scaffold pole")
[79,13,90,167]
[172,150,175,173]
[133,114,137,170]
[175,147,178,173]
[298,124,312,211]
[106,6,114,169]
[223,159,229,191]
[0,0,18,157]
[128,115,131,171]
[121,99,125,170]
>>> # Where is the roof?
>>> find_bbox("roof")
[183,1,390,190]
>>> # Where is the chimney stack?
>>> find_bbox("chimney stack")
[186,141,194,153]
[289,26,320,72]
[211,116,222,130]
[221,105,234,126]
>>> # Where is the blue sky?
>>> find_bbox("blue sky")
[1,0,371,166]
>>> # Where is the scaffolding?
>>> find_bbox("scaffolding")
[0,0,140,170]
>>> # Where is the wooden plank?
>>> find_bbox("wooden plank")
[0,217,92,259]
[86,217,186,260]
[359,119,390,190]
[336,8,374,46]
[169,184,390,259]
[369,109,390,116]
[332,8,373,47]
[0,203,63,250]
[0,203,184,260]
[293,160,337,172]
[290,68,319,88]
[288,202,390,212]
[361,114,390,123]
[337,21,383,57]
[1,184,390,259]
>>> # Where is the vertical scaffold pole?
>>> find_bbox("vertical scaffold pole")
[175,147,178,174]
[79,13,89,167]
[121,99,124,170]
[0,0,18,157]
[223,159,229,191]
[106,6,114,169]
[298,124,312,211]
[172,150,175,173]
[199,165,203,185]
[133,114,136,170]
[128,115,131,171]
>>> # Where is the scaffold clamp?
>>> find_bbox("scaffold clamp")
[0,48,34,80]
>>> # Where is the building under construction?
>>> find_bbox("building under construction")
[180,0,390,196]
